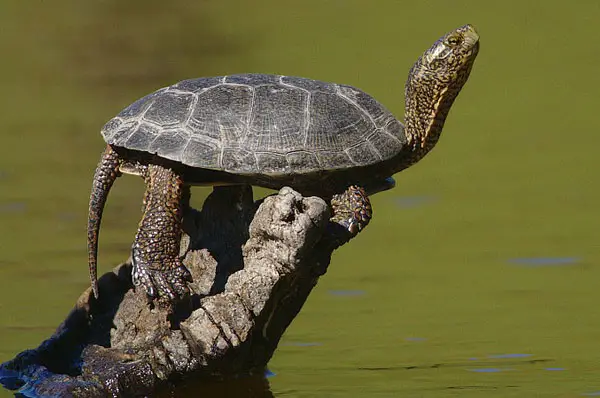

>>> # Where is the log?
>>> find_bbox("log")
[0,186,359,397]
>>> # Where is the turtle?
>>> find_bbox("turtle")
[87,24,480,302]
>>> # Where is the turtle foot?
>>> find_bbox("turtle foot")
[330,185,372,237]
[132,259,191,301]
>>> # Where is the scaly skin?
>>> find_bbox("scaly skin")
[403,25,480,162]
[88,145,121,299]
[88,146,194,302]
[87,149,371,302]
[131,165,191,301]
[129,177,369,299]
[327,186,373,248]
[331,186,372,234]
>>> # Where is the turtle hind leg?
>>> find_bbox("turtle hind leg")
[88,145,121,299]
[328,185,373,247]
[132,164,191,302]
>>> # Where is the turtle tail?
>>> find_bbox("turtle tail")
[88,145,121,299]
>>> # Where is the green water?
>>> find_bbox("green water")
[1,1,599,396]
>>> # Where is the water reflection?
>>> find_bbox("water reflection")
[157,374,274,398]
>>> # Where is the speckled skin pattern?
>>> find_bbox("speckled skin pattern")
[130,165,192,300]
[87,25,479,302]
[404,25,480,157]
[88,145,121,298]
[330,186,372,236]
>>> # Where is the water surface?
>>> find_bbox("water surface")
[1,0,599,396]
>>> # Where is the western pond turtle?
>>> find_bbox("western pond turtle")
[88,24,480,301]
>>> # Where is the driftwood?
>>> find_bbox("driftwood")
[0,186,359,397]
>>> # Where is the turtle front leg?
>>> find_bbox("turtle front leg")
[327,178,395,247]
[328,186,373,247]
[132,164,191,301]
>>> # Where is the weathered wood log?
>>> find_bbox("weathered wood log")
[0,186,359,397]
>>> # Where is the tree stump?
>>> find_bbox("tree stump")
[0,186,362,397]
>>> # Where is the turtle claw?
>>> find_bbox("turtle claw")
[329,185,372,243]
[165,264,193,298]
[132,258,190,301]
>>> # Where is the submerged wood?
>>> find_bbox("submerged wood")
[0,186,357,397]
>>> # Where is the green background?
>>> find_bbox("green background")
[0,0,599,396]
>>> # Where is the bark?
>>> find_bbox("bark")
[0,186,354,397]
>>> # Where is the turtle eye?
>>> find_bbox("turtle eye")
[446,35,462,46]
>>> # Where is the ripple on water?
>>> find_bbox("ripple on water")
[394,196,438,209]
[488,353,532,359]
[328,290,366,297]
[281,342,322,347]
[404,337,427,342]
[467,368,514,373]
[3,325,55,333]
[507,257,581,267]
[0,202,26,214]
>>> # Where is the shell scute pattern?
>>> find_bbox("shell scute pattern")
[102,88,166,145]
[172,77,222,93]
[384,119,406,145]
[336,84,390,128]
[280,75,337,95]
[346,141,382,164]
[125,123,161,152]
[103,74,403,174]
[182,139,220,169]
[366,129,404,159]
[317,151,355,169]
[102,118,123,138]
[149,129,189,160]
[285,151,321,174]
[221,148,258,173]
[225,74,279,85]
[190,84,252,143]
[110,120,140,147]
[305,91,370,153]
[144,91,196,127]
[255,152,288,174]
[246,85,307,152]
[118,88,166,118]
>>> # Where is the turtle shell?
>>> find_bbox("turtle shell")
[102,74,406,176]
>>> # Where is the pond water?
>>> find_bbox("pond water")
[0,1,599,396]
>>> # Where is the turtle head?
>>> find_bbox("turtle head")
[419,24,479,83]
[404,25,479,151]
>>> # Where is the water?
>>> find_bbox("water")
[508,257,581,267]
[1,0,599,396]
[328,290,366,297]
